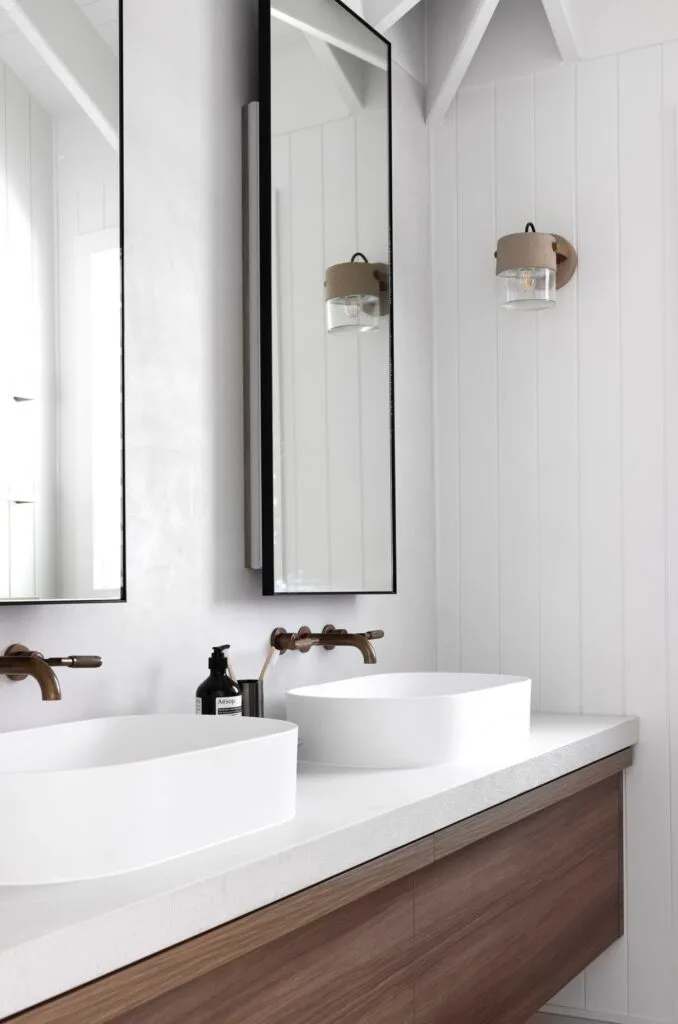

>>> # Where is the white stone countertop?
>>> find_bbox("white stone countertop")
[0,712,638,1020]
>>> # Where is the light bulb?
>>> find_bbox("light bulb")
[344,294,363,320]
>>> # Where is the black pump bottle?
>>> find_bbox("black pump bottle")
[195,645,243,716]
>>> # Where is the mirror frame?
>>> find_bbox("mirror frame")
[2,1,126,606]
[257,0,396,596]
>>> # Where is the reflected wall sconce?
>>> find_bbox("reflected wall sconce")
[325,252,390,333]
[495,222,577,311]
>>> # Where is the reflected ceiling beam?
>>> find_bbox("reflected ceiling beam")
[540,0,579,61]
[384,3,425,85]
[426,0,501,126]
[0,0,118,149]
[305,35,366,114]
[340,0,365,15]
[363,0,423,33]
[272,0,388,69]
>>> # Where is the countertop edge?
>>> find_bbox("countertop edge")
[0,715,639,1019]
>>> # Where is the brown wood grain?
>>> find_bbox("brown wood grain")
[9,751,631,1024]
[432,745,632,861]
[413,774,623,1024]
[10,838,433,1024]
[107,879,416,1024]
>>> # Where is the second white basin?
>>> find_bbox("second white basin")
[287,673,531,768]
[0,715,298,884]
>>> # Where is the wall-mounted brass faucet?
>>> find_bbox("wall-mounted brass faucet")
[271,625,384,665]
[0,644,102,701]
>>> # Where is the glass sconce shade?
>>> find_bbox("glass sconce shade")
[326,293,380,333]
[497,266,556,311]
[325,252,389,334]
[495,223,577,312]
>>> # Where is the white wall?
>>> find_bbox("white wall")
[0,0,436,732]
[431,46,678,1024]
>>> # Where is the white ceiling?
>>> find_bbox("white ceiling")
[0,0,118,118]
[367,0,678,122]
[271,17,305,52]
[75,0,119,58]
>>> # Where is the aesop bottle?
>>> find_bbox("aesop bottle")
[195,645,243,716]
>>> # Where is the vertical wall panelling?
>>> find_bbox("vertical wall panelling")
[55,116,119,599]
[270,40,391,593]
[271,132,296,585]
[534,62,583,1011]
[433,41,678,1022]
[456,84,500,671]
[494,75,540,700]
[323,117,364,591]
[6,70,33,397]
[575,53,627,1018]
[30,100,57,599]
[289,126,330,590]
[534,64,581,719]
[618,45,673,1024]
[356,109,392,591]
[663,41,678,1024]
[0,66,9,599]
[430,104,460,670]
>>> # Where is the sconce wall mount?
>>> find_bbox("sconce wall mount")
[325,252,390,333]
[495,222,577,311]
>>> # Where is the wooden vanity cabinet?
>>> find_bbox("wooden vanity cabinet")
[11,749,630,1024]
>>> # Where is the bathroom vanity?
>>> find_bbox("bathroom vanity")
[1,714,637,1024]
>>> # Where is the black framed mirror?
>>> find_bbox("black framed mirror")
[256,0,395,596]
[0,0,124,604]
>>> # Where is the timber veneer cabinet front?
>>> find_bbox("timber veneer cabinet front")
[11,749,631,1024]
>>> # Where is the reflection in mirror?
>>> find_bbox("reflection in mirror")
[0,0,123,602]
[265,0,394,595]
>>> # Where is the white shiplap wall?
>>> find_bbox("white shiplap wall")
[271,41,392,593]
[431,45,678,1024]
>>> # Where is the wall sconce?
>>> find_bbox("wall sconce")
[325,252,390,334]
[495,222,577,311]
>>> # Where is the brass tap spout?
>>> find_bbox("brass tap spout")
[271,626,384,665]
[0,644,103,701]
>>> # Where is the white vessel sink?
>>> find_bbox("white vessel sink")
[0,715,298,885]
[287,673,531,768]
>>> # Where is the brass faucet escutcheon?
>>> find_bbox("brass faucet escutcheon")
[270,625,384,665]
[0,643,103,701]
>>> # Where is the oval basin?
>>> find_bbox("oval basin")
[287,673,531,768]
[0,715,298,885]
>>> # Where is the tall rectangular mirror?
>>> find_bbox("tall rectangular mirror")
[258,0,395,595]
[0,0,123,603]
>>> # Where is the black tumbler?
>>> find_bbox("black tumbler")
[240,679,264,718]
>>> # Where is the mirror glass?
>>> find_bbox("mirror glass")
[0,0,123,603]
[264,0,394,594]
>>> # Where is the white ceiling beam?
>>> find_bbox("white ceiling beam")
[0,0,118,149]
[539,0,579,61]
[363,0,424,33]
[385,2,425,85]
[340,0,365,16]
[272,0,388,69]
[305,35,366,114]
[426,0,502,126]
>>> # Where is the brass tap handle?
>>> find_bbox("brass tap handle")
[45,656,103,669]
[362,630,384,641]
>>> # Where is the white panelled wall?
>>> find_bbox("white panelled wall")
[432,45,678,1024]
[271,39,392,592]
